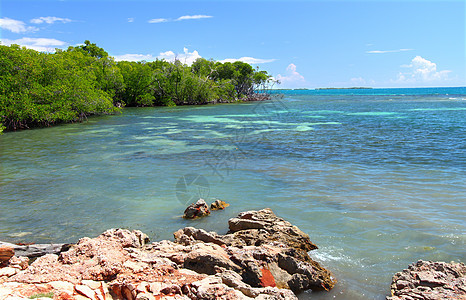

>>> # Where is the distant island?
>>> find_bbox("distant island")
[315,87,373,90]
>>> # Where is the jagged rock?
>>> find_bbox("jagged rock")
[0,247,14,265]
[227,208,318,251]
[0,267,18,278]
[0,208,335,299]
[8,256,29,270]
[184,243,241,275]
[211,199,230,211]
[174,227,225,246]
[387,260,466,300]
[75,284,96,299]
[174,208,335,292]
[183,199,211,219]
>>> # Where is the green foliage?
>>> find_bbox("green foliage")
[0,41,274,132]
[29,292,54,299]
[0,43,118,131]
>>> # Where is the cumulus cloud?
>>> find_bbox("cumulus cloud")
[113,53,156,62]
[113,48,202,65]
[276,64,305,87]
[148,18,168,24]
[396,56,451,83]
[220,57,276,64]
[127,18,134,23]
[158,47,201,65]
[30,16,72,24]
[0,37,67,52]
[0,17,37,33]
[366,48,413,54]
[176,15,213,21]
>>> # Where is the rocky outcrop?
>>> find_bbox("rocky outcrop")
[183,199,211,219]
[387,260,466,300]
[173,208,335,292]
[0,209,335,299]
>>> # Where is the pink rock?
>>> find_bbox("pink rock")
[75,284,96,299]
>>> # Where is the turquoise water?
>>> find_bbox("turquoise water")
[1,87,465,299]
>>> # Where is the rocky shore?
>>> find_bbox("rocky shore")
[0,208,336,299]
[387,260,466,300]
[1,208,464,300]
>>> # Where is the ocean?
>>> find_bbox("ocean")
[0,87,465,299]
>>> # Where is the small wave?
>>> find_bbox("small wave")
[309,248,358,265]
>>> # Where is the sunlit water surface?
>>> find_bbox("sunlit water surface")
[1,87,465,299]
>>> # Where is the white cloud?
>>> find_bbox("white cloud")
[176,15,213,21]
[148,18,168,24]
[30,16,72,24]
[396,56,451,83]
[0,37,67,52]
[113,53,156,62]
[367,49,413,54]
[114,48,202,65]
[220,57,276,64]
[158,47,201,65]
[149,15,212,24]
[276,64,305,87]
[350,77,366,85]
[0,17,37,33]
[127,18,134,23]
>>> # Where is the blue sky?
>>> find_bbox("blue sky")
[1,0,465,89]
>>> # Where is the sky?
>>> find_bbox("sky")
[0,0,465,89]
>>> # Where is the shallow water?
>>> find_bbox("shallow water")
[1,87,465,299]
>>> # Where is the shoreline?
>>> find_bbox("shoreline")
[0,208,335,299]
[1,207,464,300]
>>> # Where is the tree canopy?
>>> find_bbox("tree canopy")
[0,41,275,132]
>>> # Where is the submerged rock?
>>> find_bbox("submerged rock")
[183,199,211,219]
[210,199,230,211]
[387,260,466,300]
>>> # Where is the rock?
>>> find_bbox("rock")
[0,267,18,278]
[174,208,335,292]
[227,208,318,251]
[0,247,14,264]
[8,256,29,270]
[191,276,246,300]
[47,281,74,293]
[0,287,12,299]
[173,227,225,246]
[387,260,466,300]
[75,284,96,299]
[210,199,230,211]
[0,242,71,259]
[81,279,101,290]
[0,208,335,299]
[183,199,211,219]
[184,243,241,275]
[57,291,74,300]
[100,228,150,248]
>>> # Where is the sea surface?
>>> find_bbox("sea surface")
[1,87,465,299]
